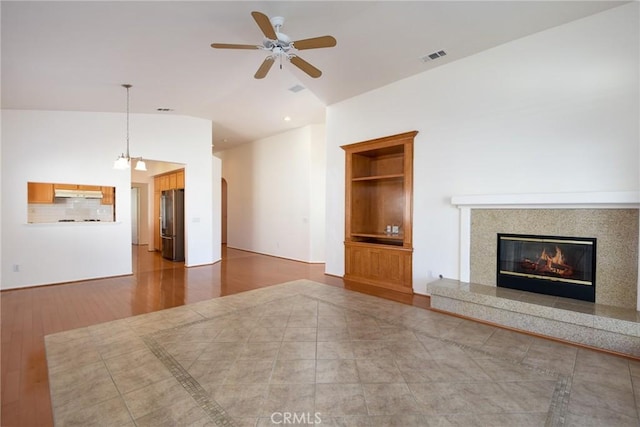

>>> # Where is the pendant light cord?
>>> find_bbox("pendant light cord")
[123,84,132,159]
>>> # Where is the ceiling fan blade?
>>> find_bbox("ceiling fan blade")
[254,57,274,79]
[211,43,259,50]
[290,56,322,78]
[293,35,337,50]
[251,11,277,40]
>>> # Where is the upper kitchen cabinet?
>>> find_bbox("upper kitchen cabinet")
[54,183,102,191]
[101,187,115,205]
[155,169,185,191]
[28,182,54,204]
[176,170,185,189]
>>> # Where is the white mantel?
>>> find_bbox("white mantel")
[451,191,640,309]
[451,191,639,209]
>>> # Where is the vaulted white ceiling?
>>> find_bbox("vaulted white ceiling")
[1,1,626,151]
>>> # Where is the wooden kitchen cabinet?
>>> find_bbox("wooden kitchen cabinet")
[28,182,54,204]
[54,183,78,190]
[176,170,185,189]
[101,187,114,205]
[154,190,161,251]
[78,185,101,191]
[342,131,416,293]
[159,175,169,191]
[54,183,101,191]
[168,173,177,190]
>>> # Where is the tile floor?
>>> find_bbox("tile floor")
[45,280,640,426]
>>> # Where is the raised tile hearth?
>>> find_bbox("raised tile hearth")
[428,278,640,358]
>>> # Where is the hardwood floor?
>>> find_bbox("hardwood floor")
[0,245,428,426]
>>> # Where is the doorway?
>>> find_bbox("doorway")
[131,187,139,244]
[222,178,227,245]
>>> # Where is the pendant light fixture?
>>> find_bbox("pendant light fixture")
[114,84,147,171]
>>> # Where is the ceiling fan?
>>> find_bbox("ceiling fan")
[211,11,337,79]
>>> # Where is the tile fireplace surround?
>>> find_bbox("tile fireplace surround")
[430,192,640,357]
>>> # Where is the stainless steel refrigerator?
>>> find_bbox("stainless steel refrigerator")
[161,189,185,261]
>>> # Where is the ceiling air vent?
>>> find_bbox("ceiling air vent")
[288,84,306,93]
[420,50,447,63]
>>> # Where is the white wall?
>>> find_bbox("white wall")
[220,125,326,262]
[211,155,222,263]
[309,124,326,263]
[1,110,217,289]
[325,4,639,294]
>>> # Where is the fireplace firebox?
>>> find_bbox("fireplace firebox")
[497,233,596,302]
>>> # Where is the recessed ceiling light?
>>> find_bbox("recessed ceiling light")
[288,84,305,93]
[284,116,291,122]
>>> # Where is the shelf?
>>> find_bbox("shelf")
[352,174,404,182]
[351,232,404,240]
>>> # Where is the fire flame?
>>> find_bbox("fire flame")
[518,243,576,279]
[537,246,572,276]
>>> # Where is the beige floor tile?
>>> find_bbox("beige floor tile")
[239,341,282,360]
[352,340,395,359]
[410,381,500,415]
[133,399,210,427]
[49,361,120,411]
[122,377,194,420]
[223,358,275,384]
[262,384,315,416]
[248,327,286,342]
[317,315,348,328]
[212,326,253,342]
[53,396,133,427]
[283,327,317,341]
[288,314,318,328]
[355,358,404,383]
[211,384,268,418]
[196,341,245,360]
[568,378,638,420]
[442,320,497,347]
[317,327,350,341]
[278,341,316,360]
[443,413,548,426]
[187,359,235,393]
[521,337,578,375]
[45,335,102,374]
[271,359,316,384]
[317,341,355,359]
[362,383,422,415]
[315,383,367,416]
[316,359,360,383]
[259,315,290,328]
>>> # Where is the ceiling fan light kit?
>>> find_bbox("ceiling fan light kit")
[211,11,337,79]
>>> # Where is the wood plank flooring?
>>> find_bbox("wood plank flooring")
[1,245,428,426]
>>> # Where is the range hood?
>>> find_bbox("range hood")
[54,189,103,199]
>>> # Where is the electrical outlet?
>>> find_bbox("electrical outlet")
[12,264,20,272]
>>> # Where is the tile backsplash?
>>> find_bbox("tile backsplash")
[28,198,114,223]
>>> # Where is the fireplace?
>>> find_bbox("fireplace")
[497,233,597,302]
